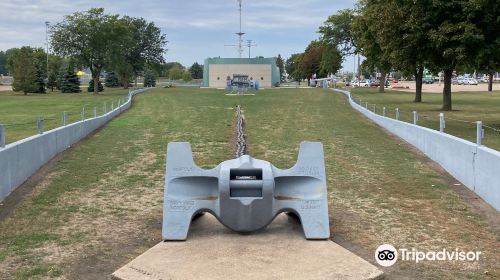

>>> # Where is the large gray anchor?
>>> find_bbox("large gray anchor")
[162,141,330,240]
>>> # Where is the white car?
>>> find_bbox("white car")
[359,79,371,87]
[465,78,478,85]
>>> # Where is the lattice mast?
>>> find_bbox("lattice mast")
[236,0,245,58]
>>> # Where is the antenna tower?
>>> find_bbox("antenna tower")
[236,0,244,58]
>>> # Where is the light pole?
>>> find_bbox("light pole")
[45,21,50,83]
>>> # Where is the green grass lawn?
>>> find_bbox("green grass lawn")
[0,88,498,279]
[0,88,131,144]
[348,87,500,151]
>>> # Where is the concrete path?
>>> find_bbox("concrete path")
[112,214,383,280]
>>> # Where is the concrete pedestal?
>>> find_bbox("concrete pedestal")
[112,214,383,280]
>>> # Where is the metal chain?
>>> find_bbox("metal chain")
[235,105,247,158]
[483,124,500,133]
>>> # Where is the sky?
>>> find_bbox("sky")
[0,0,357,72]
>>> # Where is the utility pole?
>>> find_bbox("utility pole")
[246,40,256,58]
[45,21,50,82]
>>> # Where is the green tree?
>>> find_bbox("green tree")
[319,45,342,77]
[88,79,103,92]
[143,68,156,87]
[319,9,358,57]
[374,0,431,101]
[352,2,392,93]
[47,55,64,91]
[51,8,123,94]
[275,54,285,82]
[182,71,192,82]
[424,0,484,110]
[189,62,203,79]
[34,65,46,93]
[8,47,46,94]
[300,41,324,82]
[111,16,167,89]
[168,64,183,80]
[0,51,7,75]
[59,71,81,93]
[285,53,304,84]
[469,0,500,92]
[105,71,120,87]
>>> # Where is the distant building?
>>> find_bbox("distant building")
[202,57,280,88]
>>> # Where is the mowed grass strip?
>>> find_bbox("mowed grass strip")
[349,87,500,151]
[0,88,131,144]
[0,88,498,279]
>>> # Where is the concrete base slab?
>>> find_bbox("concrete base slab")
[112,214,383,280]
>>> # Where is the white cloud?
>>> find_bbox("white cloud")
[0,0,356,69]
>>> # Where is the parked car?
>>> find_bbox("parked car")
[452,78,459,85]
[359,79,371,87]
[465,78,478,85]
[370,80,380,87]
[423,77,434,84]
[344,79,351,87]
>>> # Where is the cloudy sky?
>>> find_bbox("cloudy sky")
[0,0,357,71]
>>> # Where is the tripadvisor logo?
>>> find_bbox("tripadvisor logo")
[375,244,482,267]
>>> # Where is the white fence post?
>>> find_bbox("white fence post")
[81,107,85,121]
[103,102,107,114]
[396,108,400,120]
[383,107,386,117]
[439,113,445,132]
[93,107,97,118]
[62,111,67,126]
[413,111,418,125]
[37,116,43,134]
[0,124,5,148]
[373,104,376,113]
[476,121,483,145]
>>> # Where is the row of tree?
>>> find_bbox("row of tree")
[50,8,168,94]
[285,41,343,85]
[6,8,205,94]
[318,0,499,110]
[5,44,203,93]
[164,62,203,81]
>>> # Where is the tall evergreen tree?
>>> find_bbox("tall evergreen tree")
[275,55,285,82]
[143,68,156,87]
[189,62,203,79]
[60,71,81,93]
[105,71,120,87]
[8,47,44,94]
[34,65,46,93]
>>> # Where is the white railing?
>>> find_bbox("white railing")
[0,88,149,202]
[334,88,500,211]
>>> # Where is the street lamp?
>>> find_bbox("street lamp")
[45,21,50,83]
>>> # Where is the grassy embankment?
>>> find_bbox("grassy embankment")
[0,87,498,279]
[349,87,500,151]
[0,88,131,144]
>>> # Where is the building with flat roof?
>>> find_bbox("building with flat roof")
[202,57,280,88]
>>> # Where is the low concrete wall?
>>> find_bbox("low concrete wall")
[334,89,500,211]
[0,88,149,202]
